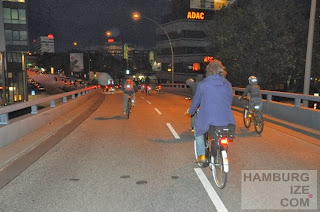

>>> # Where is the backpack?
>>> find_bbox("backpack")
[124,79,134,92]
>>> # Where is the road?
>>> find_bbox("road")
[0,90,319,212]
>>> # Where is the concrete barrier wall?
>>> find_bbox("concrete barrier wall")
[234,97,320,130]
[162,85,320,131]
[0,90,98,149]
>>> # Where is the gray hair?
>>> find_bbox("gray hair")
[205,59,225,77]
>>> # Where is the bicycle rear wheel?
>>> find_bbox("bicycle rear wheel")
[253,111,264,134]
[127,97,131,119]
[211,148,228,189]
[243,107,251,128]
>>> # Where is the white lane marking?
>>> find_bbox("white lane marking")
[194,168,228,212]
[146,100,151,104]
[166,123,180,139]
[154,108,162,115]
[140,96,145,99]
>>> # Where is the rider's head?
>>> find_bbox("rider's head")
[206,59,225,77]
[126,75,133,80]
[248,75,258,85]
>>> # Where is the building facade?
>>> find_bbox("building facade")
[155,19,210,83]
[34,35,55,55]
[154,0,234,83]
[0,0,28,105]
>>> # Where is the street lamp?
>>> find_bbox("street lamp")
[72,41,90,79]
[132,11,174,85]
[106,31,112,37]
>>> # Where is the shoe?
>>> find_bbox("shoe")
[196,155,207,163]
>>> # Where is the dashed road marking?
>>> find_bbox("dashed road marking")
[166,123,180,139]
[154,108,162,115]
[146,100,151,104]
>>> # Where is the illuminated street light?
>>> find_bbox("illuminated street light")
[132,11,175,85]
[106,31,112,37]
[73,42,78,46]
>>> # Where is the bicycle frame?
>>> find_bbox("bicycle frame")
[127,95,132,119]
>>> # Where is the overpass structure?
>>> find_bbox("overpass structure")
[0,85,319,211]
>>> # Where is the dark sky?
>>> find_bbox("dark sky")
[27,0,171,52]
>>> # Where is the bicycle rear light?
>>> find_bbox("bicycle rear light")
[220,137,233,145]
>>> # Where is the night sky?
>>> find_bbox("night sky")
[27,0,171,52]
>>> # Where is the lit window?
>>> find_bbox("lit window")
[3,8,11,21]
[18,9,26,22]
[2,0,25,2]
[5,30,13,42]
[11,9,18,20]
[20,31,27,41]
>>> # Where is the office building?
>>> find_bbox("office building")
[155,0,234,83]
[0,0,28,105]
[34,35,55,55]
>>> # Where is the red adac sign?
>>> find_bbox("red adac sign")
[203,56,214,63]
[187,11,205,20]
[47,34,54,39]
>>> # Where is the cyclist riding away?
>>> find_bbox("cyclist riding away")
[240,76,262,113]
[122,75,137,115]
[186,74,204,131]
[187,59,235,163]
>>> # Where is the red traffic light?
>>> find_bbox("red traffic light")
[47,34,54,39]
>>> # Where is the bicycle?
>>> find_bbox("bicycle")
[242,96,264,134]
[126,95,132,119]
[194,124,235,189]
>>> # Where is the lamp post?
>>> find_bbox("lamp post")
[303,0,316,107]
[132,12,174,85]
[73,41,90,80]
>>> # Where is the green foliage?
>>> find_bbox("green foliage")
[206,0,318,92]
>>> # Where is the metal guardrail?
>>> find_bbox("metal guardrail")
[0,86,97,125]
[161,83,320,108]
[161,83,320,131]
[233,87,320,108]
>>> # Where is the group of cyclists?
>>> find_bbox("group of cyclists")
[186,59,262,164]
[119,59,262,164]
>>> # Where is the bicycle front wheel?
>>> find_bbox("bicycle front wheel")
[253,111,264,134]
[243,108,251,128]
[212,149,228,189]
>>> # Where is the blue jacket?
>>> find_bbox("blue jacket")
[189,75,236,137]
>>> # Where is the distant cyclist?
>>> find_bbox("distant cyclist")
[240,76,262,113]
[122,75,137,115]
[186,74,203,131]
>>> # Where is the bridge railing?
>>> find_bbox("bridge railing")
[161,83,320,130]
[0,86,97,125]
[0,86,98,149]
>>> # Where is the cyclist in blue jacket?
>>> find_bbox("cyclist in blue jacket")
[187,60,235,163]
